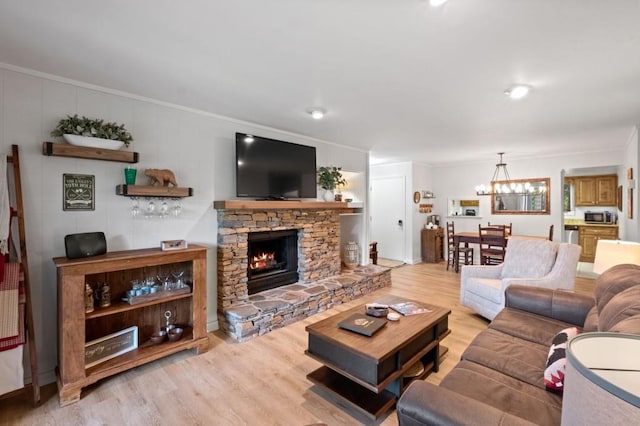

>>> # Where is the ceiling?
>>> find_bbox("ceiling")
[1,0,639,165]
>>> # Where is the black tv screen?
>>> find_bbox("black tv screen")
[235,133,317,199]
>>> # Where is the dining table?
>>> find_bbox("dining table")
[452,231,548,272]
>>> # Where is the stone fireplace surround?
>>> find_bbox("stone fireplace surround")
[214,200,391,341]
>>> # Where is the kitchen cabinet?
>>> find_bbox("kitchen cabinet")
[53,245,209,406]
[573,174,617,206]
[578,226,618,262]
[421,228,444,263]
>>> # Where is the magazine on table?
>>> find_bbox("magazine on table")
[389,301,432,316]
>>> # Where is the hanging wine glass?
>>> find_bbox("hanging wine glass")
[145,200,156,219]
[160,200,169,218]
[173,199,182,217]
[131,198,140,217]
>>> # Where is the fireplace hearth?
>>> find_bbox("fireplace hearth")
[247,229,298,294]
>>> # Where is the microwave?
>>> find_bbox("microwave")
[584,211,613,224]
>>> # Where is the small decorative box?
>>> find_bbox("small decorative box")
[161,239,188,251]
[365,303,389,318]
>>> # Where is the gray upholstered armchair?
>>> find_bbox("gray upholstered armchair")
[460,236,582,320]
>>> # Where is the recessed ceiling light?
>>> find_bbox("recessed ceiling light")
[244,134,254,143]
[504,85,531,100]
[430,0,449,6]
[307,108,327,120]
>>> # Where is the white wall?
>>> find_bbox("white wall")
[620,127,640,241]
[0,66,368,386]
[412,164,433,262]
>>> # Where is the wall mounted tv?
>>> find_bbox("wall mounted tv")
[235,132,317,199]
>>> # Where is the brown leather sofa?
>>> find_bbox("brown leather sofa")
[397,264,640,426]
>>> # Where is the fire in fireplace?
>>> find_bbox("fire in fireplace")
[250,251,277,271]
[247,229,298,294]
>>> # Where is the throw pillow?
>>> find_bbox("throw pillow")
[544,327,579,392]
[500,237,558,279]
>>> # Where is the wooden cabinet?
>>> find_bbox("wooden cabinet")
[596,175,618,205]
[421,228,443,263]
[53,245,209,406]
[578,226,618,262]
[573,174,618,206]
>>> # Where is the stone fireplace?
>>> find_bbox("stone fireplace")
[214,200,391,341]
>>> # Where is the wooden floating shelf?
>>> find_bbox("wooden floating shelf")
[43,141,139,163]
[213,200,348,210]
[116,185,193,198]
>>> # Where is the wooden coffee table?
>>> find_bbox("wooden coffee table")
[305,295,451,420]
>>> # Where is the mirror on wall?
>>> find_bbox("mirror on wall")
[491,177,550,215]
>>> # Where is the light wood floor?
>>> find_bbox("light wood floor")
[0,263,596,425]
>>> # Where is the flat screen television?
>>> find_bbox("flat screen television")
[235,132,317,199]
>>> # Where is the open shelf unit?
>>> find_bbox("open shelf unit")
[53,245,208,406]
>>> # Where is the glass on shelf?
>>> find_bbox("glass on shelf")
[157,272,172,291]
[172,269,185,289]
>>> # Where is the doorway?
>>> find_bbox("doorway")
[370,176,405,262]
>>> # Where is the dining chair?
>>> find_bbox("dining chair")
[479,225,507,265]
[446,222,473,272]
[487,222,512,236]
[369,241,378,264]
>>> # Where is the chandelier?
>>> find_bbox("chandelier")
[475,153,539,196]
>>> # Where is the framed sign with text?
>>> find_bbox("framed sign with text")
[85,326,138,368]
[63,174,95,211]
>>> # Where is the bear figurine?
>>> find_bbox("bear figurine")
[144,168,178,187]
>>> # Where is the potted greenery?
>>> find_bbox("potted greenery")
[317,166,347,201]
[51,114,133,149]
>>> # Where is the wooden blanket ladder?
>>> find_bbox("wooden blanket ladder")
[0,145,39,404]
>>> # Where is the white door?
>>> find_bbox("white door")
[371,176,405,261]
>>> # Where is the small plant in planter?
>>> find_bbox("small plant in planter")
[317,166,347,201]
[51,114,133,147]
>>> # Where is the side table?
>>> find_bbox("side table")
[421,228,443,263]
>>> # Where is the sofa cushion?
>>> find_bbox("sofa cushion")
[397,381,539,426]
[582,305,598,332]
[505,286,594,326]
[544,327,579,391]
[500,237,558,279]
[490,307,578,346]
[464,277,502,303]
[609,315,640,334]
[594,263,640,313]
[461,328,548,388]
[440,360,563,426]
[598,286,640,331]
